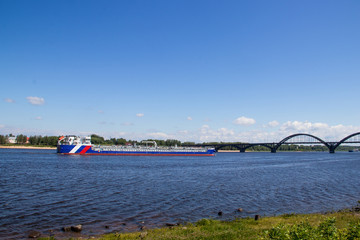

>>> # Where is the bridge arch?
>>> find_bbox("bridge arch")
[274,133,330,153]
[215,143,274,152]
[242,143,273,152]
[333,132,360,150]
[215,144,240,151]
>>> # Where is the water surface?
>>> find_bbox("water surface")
[1,149,360,239]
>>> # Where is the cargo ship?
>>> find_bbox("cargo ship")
[57,135,215,156]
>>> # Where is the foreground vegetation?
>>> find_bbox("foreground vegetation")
[37,210,360,240]
[97,213,360,240]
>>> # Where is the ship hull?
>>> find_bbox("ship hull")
[57,145,215,156]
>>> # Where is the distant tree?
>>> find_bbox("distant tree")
[29,135,41,145]
[16,134,27,144]
[19,135,58,146]
[28,136,35,145]
[141,139,182,147]
[116,138,127,145]
[41,136,49,145]
[165,139,181,146]
[0,135,6,144]
[100,136,128,145]
[15,135,22,144]
[46,136,59,146]
[107,138,127,145]
[91,134,105,145]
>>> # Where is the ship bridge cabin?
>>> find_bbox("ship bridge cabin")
[58,135,91,145]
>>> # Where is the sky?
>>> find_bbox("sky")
[1,0,360,143]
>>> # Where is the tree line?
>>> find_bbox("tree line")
[0,134,187,147]
[0,134,60,146]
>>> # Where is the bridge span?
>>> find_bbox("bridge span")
[187,132,360,153]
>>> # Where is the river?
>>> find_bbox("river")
[1,149,359,239]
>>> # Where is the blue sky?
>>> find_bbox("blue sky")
[1,0,360,142]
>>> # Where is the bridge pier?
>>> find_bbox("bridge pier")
[240,149,246,153]
[271,148,276,153]
[329,144,336,153]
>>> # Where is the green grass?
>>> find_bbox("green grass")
[94,211,360,240]
[37,211,360,240]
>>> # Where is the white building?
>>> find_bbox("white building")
[8,136,16,144]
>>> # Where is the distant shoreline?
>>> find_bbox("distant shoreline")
[0,145,56,150]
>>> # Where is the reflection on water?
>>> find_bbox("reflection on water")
[1,149,360,239]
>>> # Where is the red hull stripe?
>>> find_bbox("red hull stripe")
[79,146,91,154]
[63,153,215,156]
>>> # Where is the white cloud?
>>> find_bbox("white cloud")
[187,116,193,121]
[219,127,235,136]
[267,120,279,127]
[0,124,5,129]
[26,96,45,105]
[279,121,328,133]
[198,125,236,142]
[178,130,189,135]
[136,113,144,117]
[146,132,169,139]
[276,121,360,142]
[98,110,104,114]
[116,132,127,137]
[35,116,42,120]
[200,124,210,134]
[233,116,256,126]
[174,121,360,143]
[4,98,15,103]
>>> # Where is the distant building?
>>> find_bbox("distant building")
[8,136,16,144]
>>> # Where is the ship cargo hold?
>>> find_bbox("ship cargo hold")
[57,136,215,156]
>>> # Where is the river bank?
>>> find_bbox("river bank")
[29,208,360,239]
[0,145,56,150]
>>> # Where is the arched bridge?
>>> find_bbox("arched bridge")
[187,132,360,153]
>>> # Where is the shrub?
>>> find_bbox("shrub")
[196,219,213,226]
[346,221,360,240]
[265,217,360,240]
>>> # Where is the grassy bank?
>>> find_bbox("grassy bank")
[38,210,360,240]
